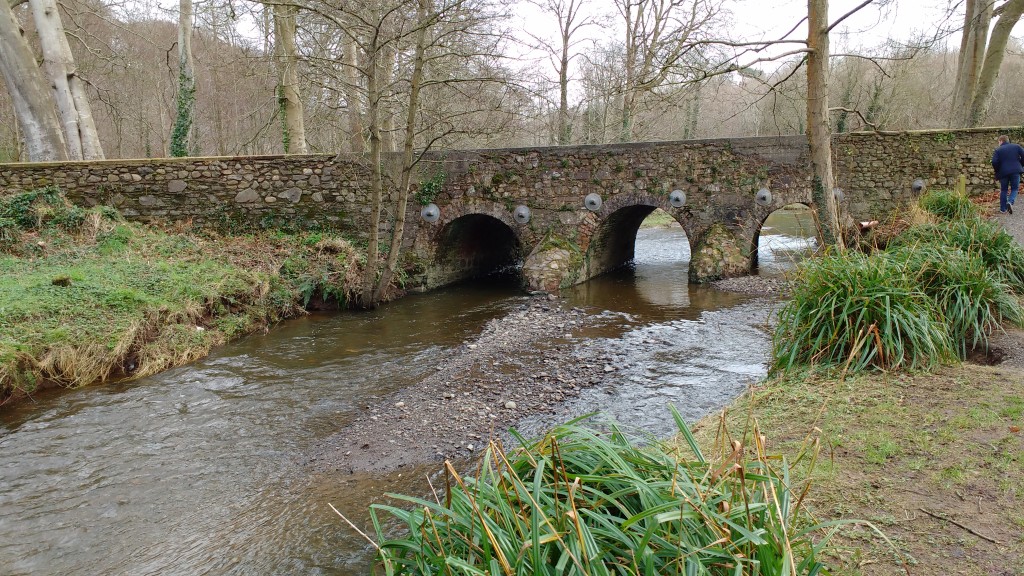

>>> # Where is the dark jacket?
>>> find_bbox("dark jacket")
[992,142,1024,179]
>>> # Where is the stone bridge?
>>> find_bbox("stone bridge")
[0,127,1016,292]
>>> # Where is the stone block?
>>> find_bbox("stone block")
[234,188,261,203]
[279,187,303,203]
[168,180,187,193]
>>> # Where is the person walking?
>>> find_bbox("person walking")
[993,134,1024,214]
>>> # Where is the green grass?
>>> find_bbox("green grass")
[361,407,890,575]
[890,218,1024,292]
[0,188,362,404]
[918,189,981,222]
[772,251,954,373]
[775,196,1024,374]
[886,243,1024,357]
[688,364,1024,574]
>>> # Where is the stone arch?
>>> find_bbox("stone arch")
[423,200,524,289]
[581,191,690,280]
[752,202,816,273]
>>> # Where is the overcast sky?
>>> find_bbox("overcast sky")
[511,0,973,71]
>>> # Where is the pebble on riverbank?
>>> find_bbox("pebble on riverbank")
[310,296,608,474]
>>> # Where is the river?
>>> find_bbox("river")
[0,209,815,575]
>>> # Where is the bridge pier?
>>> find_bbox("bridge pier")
[688,223,751,283]
[522,245,580,293]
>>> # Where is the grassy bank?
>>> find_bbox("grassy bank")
[691,363,1024,574]
[0,188,363,405]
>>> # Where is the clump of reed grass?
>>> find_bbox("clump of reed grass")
[891,219,1024,292]
[887,243,1024,357]
[349,407,889,576]
[918,188,980,222]
[773,251,953,373]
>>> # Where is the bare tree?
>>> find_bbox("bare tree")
[272,1,307,153]
[0,0,67,161]
[527,0,595,145]
[614,0,722,141]
[950,0,1024,126]
[28,0,104,159]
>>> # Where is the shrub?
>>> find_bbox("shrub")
[0,186,92,233]
[773,251,953,373]
[918,189,980,221]
[888,243,1024,357]
[891,219,1024,292]
[362,407,884,576]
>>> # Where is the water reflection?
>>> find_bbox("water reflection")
[566,226,747,322]
[758,206,817,275]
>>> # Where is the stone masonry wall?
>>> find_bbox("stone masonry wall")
[0,155,387,232]
[0,126,1017,239]
[833,127,1020,221]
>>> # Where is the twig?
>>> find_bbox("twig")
[329,503,381,550]
[918,508,1003,545]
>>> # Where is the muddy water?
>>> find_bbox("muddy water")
[0,212,813,575]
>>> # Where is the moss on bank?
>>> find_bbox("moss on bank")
[0,189,364,406]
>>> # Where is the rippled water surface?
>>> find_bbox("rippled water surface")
[0,210,813,575]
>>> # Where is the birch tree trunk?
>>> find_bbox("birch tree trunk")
[807,0,841,247]
[171,0,196,157]
[29,0,103,160]
[272,1,307,153]
[0,0,66,161]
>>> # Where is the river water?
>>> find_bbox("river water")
[0,210,815,575]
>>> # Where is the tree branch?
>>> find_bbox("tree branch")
[829,106,878,131]
[825,0,875,35]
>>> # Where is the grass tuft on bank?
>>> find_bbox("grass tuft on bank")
[361,407,883,575]
[773,189,1024,375]
[0,187,362,405]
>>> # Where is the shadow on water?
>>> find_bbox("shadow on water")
[0,214,812,575]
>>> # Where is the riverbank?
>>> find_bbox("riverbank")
[688,339,1024,574]
[0,190,363,406]
[310,296,609,473]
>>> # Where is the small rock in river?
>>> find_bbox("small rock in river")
[467,444,474,451]
[505,401,517,409]
[468,344,478,350]
[396,401,406,408]
[604,365,615,372]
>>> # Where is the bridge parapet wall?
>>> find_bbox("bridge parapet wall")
[0,127,1015,233]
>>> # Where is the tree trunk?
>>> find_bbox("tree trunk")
[372,0,431,304]
[358,32,384,308]
[556,4,572,146]
[380,43,398,152]
[950,0,992,127]
[0,0,66,161]
[967,0,1024,126]
[807,0,841,247]
[342,31,365,153]
[29,0,103,160]
[171,0,196,157]
[272,2,307,154]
